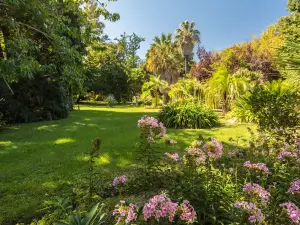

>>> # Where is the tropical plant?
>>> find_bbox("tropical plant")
[146,33,183,85]
[141,75,168,107]
[204,67,252,113]
[168,77,204,102]
[56,203,106,225]
[158,100,219,129]
[175,21,201,75]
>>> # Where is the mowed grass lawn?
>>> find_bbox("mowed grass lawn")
[0,105,254,224]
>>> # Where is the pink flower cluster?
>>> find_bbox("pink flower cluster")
[143,194,197,223]
[113,200,137,224]
[137,116,166,139]
[277,151,298,161]
[288,179,300,194]
[243,161,271,174]
[204,138,223,160]
[143,194,178,222]
[178,200,197,223]
[243,183,271,204]
[280,202,300,224]
[185,148,207,166]
[113,175,128,186]
[165,152,179,162]
[234,201,264,223]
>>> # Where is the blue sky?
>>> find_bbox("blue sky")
[104,0,289,59]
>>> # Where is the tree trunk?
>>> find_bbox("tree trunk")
[184,55,189,77]
[222,92,228,113]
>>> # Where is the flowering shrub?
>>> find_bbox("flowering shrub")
[280,202,300,224]
[113,200,137,224]
[203,138,223,160]
[143,194,197,223]
[288,179,300,194]
[243,183,270,204]
[243,161,270,174]
[143,194,178,222]
[184,148,207,166]
[234,201,264,223]
[112,176,128,186]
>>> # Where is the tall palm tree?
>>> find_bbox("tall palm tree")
[175,21,200,75]
[146,33,183,85]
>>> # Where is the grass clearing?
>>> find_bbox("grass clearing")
[0,105,254,224]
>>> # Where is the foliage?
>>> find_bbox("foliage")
[146,33,184,85]
[158,100,219,129]
[105,94,117,107]
[204,67,252,112]
[168,77,204,101]
[175,21,200,74]
[245,80,299,132]
[57,203,106,225]
[232,93,257,123]
[190,46,217,81]
[0,0,119,124]
[0,78,70,123]
[141,75,168,107]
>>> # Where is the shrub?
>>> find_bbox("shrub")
[233,80,299,130]
[158,100,219,129]
[105,94,117,107]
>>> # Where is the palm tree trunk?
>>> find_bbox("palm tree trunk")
[184,55,189,76]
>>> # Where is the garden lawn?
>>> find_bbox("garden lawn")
[0,105,254,224]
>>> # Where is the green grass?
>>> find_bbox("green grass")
[0,105,254,224]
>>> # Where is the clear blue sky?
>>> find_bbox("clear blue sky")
[104,0,289,59]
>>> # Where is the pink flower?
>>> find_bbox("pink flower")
[113,175,128,186]
[234,201,264,223]
[243,161,271,174]
[184,148,207,166]
[288,179,300,194]
[178,200,197,223]
[277,151,298,161]
[143,194,178,222]
[243,183,271,204]
[137,116,169,142]
[165,152,179,162]
[113,200,137,224]
[280,202,300,224]
[204,138,223,160]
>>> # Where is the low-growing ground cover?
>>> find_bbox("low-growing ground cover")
[0,105,253,224]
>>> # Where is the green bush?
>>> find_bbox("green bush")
[233,80,299,130]
[105,94,117,107]
[158,100,219,129]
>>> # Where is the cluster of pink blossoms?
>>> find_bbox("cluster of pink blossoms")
[185,148,207,166]
[277,151,298,161]
[143,194,178,222]
[204,138,223,160]
[280,202,300,224]
[165,152,179,162]
[243,161,271,174]
[143,194,197,223]
[288,179,300,194]
[178,200,197,223]
[113,175,128,186]
[243,183,271,204]
[234,201,264,223]
[113,200,137,224]
[137,116,166,138]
